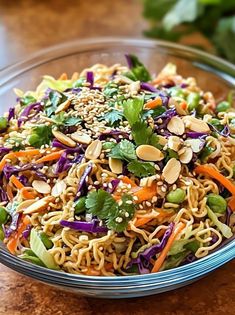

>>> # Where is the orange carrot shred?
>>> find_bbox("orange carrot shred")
[145,97,162,109]
[58,73,68,80]
[6,215,30,254]
[35,150,64,164]
[120,176,137,187]
[132,183,157,204]
[10,175,24,189]
[228,196,235,212]
[6,184,14,201]
[151,222,186,273]
[195,165,235,196]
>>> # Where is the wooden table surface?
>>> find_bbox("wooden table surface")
[0,1,234,314]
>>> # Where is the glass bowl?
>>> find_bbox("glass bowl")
[0,38,234,298]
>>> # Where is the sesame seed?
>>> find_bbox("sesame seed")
[161,186,167,192]
[157,181,163,186]
[146,201,152,207]
[125,200,133,205]
[152,196,158,203]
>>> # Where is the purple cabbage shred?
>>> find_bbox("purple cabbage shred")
[4,212,21,238]
[98,130,129,141]
[18,103,43,127]
[75,163,93,199]
[8,108,15,122]
[86,71,94,86]
[127,222,174,274]
[60,219,108,233]
[106,179,120,194]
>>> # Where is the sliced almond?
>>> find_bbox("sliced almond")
[16,199,35,213]
[182,116,210,133]
[136,145,164,161]
[55,99,71,114]
[51,180,67,197]
[168,136,181,152]
[52,130,76,147]
[23,196,54,214]
[85,140,102,160]
[185,139,204,153]
[71,131,92,144]
[167,116,185,135]
[109,157,123,174]
[179,147,193,164]
[32,180,51,194]
[158,135,168,146]
[162,158,181,184]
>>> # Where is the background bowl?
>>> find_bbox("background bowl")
[0,38,234,298]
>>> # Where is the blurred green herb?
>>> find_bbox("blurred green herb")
[143,0,235,62]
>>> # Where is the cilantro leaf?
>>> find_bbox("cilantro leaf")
[107,194,135,232]
[163,0,203,31]
[45,90,67,117]
[20,95,37,107]
[108,139,137,161]
[127,160,156,178]
[52,112,82,126]
[103,82,119,98]
[143,0,177,20]
[125,54,151,82]
[85,190,135,232]
[132,121,159,146]
[85,189,116,219]
[213,16,235,63]
[99,110,123,127]
[122,97,144,127]
[28,125,53,148]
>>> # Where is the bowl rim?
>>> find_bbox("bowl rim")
[0,37,234,284]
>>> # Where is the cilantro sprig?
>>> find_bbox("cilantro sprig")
[52,111,82,126]
[127,160,156,178]
[85,189,135,232]
[125,54,151,82]
[108,139,136,162]
[143,0,235,63]
[122,97,159,146]
[99,110,123,127]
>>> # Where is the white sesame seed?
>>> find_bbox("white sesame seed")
[146,201,152,207]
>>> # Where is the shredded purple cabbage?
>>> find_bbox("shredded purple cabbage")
[18,103,43,127]
[98,130,129,141]
[0,147,11,156]
[22,224,32,239]
[226,207,232,226]
[209,124,230,137]
[106,179,120,194]
[180,83,188,88]
[125,54,133,69]
[55,151,70,174]
[127,223,174,274]
[0,187,8,202]
[154,108,177,136]
[60,219,108,233]
[18,175,29,186]
[8,108,15,122]
[140,82,158,93]
[86,71,94,86]
[4,212,21,238]
[52,139,83,153]
[186,132,208,139]
[64,87,82,94]
[3,163,46,181]
[75,163,93,199]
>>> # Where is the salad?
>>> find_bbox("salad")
[0,55,234,276]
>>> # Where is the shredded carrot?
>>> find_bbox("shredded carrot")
[134,210,172,227]
[58,73,68,80]
[21,187,36,200]
[6,184,14,201]
[195,165,235,196]
[228,196,235,212]
[35,150,64,164]
[151,222,186,273]
[0,153,15,172]
[0,149,41,172]
[13,149,41,157]
[120,176,137,187]
[131,183,157,204]
[6,215,31,254]
[10,175,35,199]
[181,101,187,110]
[145,97,162,109]
[10,175,24,190]
[71,72,79,80]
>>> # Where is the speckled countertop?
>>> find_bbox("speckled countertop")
[0,1,234,314]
